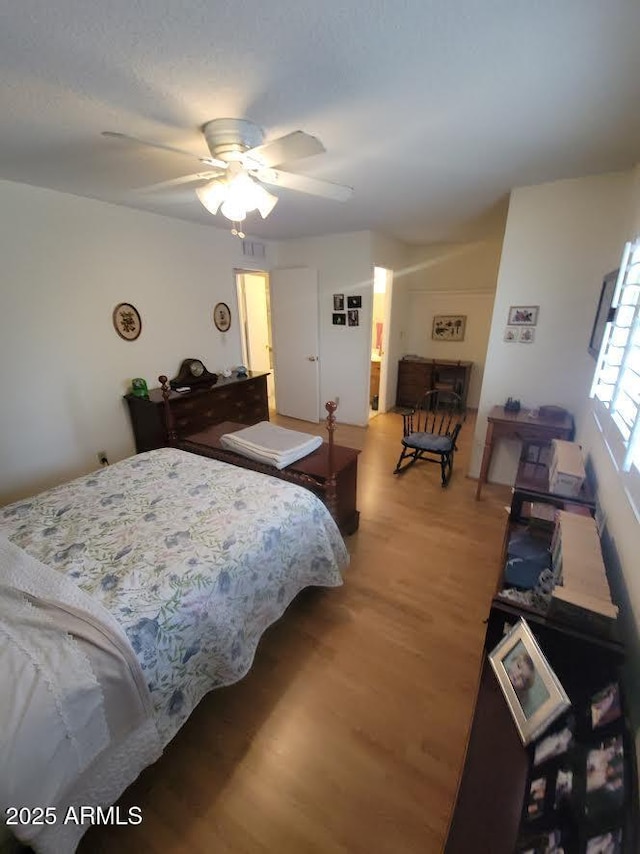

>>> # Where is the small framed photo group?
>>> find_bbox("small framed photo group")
[333,293,361,326]
[517,723,626,852]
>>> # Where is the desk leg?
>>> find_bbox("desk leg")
[475,421,495,500]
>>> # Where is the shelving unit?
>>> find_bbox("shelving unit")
[445,440,635,852]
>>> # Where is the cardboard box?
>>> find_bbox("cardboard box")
[549,439,586,498]
[550,511,616,629]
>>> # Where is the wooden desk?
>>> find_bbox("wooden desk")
[475,406,574,500]
[395,358,473,408]
[178,422,360,535]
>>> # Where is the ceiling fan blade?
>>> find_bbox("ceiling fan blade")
[254,167,353,202]
[134,171,223,193]
[102,131,229,170]
[243,131,325,168]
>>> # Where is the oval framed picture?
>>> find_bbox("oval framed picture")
[213,302,231,332]
[112,302,142,341]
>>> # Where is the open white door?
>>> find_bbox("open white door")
[269,267,320,422]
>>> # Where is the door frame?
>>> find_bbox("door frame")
[370,266,394,415]
[234,268,275,407]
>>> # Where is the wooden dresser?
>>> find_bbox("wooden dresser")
[395,357,472,408]
[125,372,269,453]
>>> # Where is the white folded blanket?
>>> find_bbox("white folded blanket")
[220,422,323,469]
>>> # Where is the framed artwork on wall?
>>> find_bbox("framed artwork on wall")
[112,302,142,341]
[432,314,466,341]
[508,305,539,326]
[588,269,618,358]
[213,302,231,332]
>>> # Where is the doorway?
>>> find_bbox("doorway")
[235,270,275,409]
[369,266,393,418]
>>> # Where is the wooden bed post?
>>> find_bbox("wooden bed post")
[325,400,338,523]
[159,375,178,446]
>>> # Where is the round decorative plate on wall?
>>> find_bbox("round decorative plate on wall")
[213,302,231,332]
[112,302,142,341]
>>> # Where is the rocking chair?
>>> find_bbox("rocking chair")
[393,390,465,486]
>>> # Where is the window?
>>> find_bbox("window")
[590,238,640,500]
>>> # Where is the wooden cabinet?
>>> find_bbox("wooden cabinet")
[125,372,269,453]
[395,357,472,408]
[446,451,636,852]
[446,606,634,854]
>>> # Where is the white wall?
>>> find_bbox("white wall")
[383,239,502,409]
[577,162,640,735]
[470,167,640,744]
[0,179,274,503]
[404,291,494,408]
[403,238,503,295]
[470,173,631,483]
[274,231,374,426]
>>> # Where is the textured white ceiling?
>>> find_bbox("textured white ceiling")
[1,0,639,244]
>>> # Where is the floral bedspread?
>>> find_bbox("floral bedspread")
[0,448,348,742]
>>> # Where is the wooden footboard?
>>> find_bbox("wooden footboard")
[158,376,358,534]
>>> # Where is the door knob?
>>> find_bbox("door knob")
[307,355,318,361]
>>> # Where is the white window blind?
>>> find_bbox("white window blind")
[591,238,640,480]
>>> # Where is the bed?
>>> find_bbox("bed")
[0,447,348,853]
[159,378,361,533]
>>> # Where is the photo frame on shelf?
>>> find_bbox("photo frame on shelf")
[489,618,571,745]
[590,682,622,731]
[508,305,539,326]
[588,269,618,359]
[585,828,623,853]
[584,734,625,818]
[533,723,574,767]
[432,314,466,341]
[524,775,547,821]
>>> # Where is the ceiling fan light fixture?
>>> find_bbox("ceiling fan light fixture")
[195,180,226,215]
[220,197,247,222]
[253,184,279,219]
[197,171,279,228]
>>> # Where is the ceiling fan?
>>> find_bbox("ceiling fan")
[103,118,353,235]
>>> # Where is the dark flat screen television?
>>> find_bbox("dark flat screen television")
[588,269,619,359]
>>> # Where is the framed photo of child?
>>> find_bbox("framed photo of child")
[489,618,571,745]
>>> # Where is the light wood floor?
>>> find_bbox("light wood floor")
[80,409,511,854]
